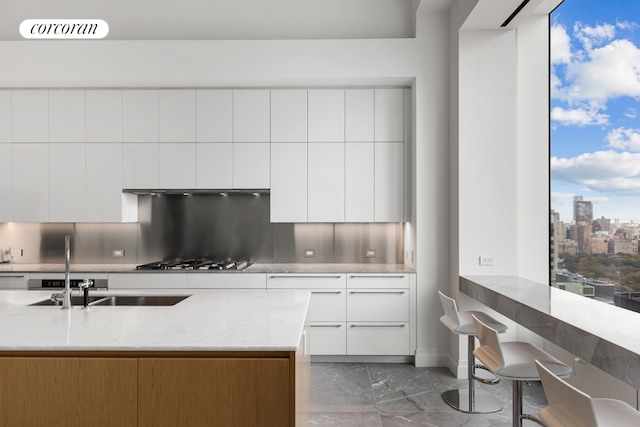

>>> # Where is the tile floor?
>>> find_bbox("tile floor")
[310,362,548,426]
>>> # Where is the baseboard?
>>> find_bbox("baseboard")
[311,355,414,364]
[414,349,450,368]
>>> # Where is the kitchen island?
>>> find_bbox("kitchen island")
[0,289,311,427]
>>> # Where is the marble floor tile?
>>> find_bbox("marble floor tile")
[311,362,377,412]
[310,412,383,427]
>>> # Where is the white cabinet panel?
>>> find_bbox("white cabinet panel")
[159,143,196,188]
[308,289,346,321]
[308,143,344,222]
[0,91,11,142]
[347,273,410,289]
[122,143,159,188]
[196,143,233,188]
[159,90,196,142]
[267,274,346,290]
[49,90,85,143]
[233,142,270,189]
[196,90,232,142]
[108,273,188,289]
[308,89,344,142]
[0,274,28,290]
[86,143,123,222]
[345,142,374,222]
[374,89,404,142]
[309,323,347,355]
[12,90,48,143]
[11,143,48,221]
[233,90,270,143]
[374,142,404,222]
[122,90,158,142]
[347,322,410,356]
[270,143,307,222]
[0,144,10,221]
[188,273,266,289]
[271,90,307,142]
[345,89,374,142]
[347,289,409,322]
[48,143,86,222]
[86,90,122,142]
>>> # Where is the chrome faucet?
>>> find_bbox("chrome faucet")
[61,235,72,310]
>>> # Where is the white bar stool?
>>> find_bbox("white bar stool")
[438,291,507,414]
[535,360,640,427]
[472,314,572,427]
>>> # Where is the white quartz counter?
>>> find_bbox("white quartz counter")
[0,289,310,352]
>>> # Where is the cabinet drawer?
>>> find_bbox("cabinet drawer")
[347,289,409,321]
[267,274,346,289]
[108,273,188,289]
[308,289,346,321]
[309,322,346,355]
[0,274,29,289]
[347,273,409,289]
[347,322,410,355]
[187,273,266,289]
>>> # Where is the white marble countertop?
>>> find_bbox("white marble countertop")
[460,275,640,389]
[0,289,310,352]
[0,263,415,274]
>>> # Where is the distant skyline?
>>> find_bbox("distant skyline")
[551,0,640,223]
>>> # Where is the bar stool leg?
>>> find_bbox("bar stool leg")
[441,335,502,414]
[512,380,545,427]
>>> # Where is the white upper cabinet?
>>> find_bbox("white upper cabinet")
[375,142,405,222]
[233,142,270,188]
[11,90,48,143]
[86,143,124,222]
[271,143,307,223]
[122,90,158,142]
[233,90,270,143]
[159,143,196,188]
[308,143,345,222]
[271,90,307,142]
[0,91,11,143]
[159,90,196,142]
[196,143,233,188]
[86,90,122,142]
[0,144,10,221]
[345,142,374,222]
[345,89,374,142]
[196,90,232,142]
[122,143,159,188]
[48,143,85,222]
[11,143,48,221]
[49,90,85,143]
[308,89,344,142]
[374,88,404,142]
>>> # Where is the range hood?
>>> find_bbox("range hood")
[123,189,270,196]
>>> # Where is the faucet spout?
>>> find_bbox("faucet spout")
[62,235,72,310]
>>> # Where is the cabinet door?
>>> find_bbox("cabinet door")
[86,90,122,142]
[123,90,158,142]
[0,274,28,289]
[345,142,374,222]
[374,142,404,222]
[374,88,404,142]
[122,143,159,189]
[159,90,196,142]
[347,322,410,355]
[11,90,48,143]
[270,143,307,222]
[0,144,10,221]
[48,143,86,222]
[196,143,233,188]
[309,322,347,355]
[0,91,11,142]
[196,90,232,142]
[49,90,85,142]
[159,143,196,188]
[11,143,48,221]
[308,142,344,222]
[345,89,374,142]
[308,89,344,142]
[233,90,270,143]
[271,89,307,142]
[233,142,270,189]
[347,289,409,322]
[86,143,124,222]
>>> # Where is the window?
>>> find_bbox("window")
[550,0,640,313]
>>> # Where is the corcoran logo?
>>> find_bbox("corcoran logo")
[19,19,109,39]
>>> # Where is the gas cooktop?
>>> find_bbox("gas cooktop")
[136,259,250,271]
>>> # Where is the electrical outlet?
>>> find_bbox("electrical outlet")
[10,249,23,258]
[479,255,495,266]
[304,249,315,258]
[365,249,376,258]
[112,249,125,258]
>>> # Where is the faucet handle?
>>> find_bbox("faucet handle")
[79,279,93,289]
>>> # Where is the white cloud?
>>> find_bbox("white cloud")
[551,24,572,64]
[574,22,615,52]
[550,106,608,126]
[625,108,637,118]
[606,127,640,151]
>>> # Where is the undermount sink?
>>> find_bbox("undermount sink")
[29,294,191,307]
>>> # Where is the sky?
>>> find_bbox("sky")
[551,0,640,223]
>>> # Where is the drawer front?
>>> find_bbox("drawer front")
[267,274,346,289]
[308,289,346,321]
[309,322,347,355]
[0,274,29,289]
[347,289,409,322]
[108,273,188,289]
[347,273,410,289]
[346,322,410,355]
[188,273,266,289]
[29,273,108,280]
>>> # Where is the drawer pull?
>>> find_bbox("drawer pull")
[349,291,406,294]
[310,324,343,328]
[311,291,342,295]
[349,275,406,279]
[0,275,25,278]
[269,275,342,279]
[349,324,406,328]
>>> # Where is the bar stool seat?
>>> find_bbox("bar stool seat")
[438,291,507,414]
[472,314,572,427]
[535,360,640,427]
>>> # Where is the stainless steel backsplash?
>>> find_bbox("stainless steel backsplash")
[0,194,403,264]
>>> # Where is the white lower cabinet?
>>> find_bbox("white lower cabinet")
[309,322,347,355]
[108,273,188,289]
[346,322,410,356]
[187,273,266,289]
[0,274,29,290]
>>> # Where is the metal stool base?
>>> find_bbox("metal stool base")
[441,389,503,414]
